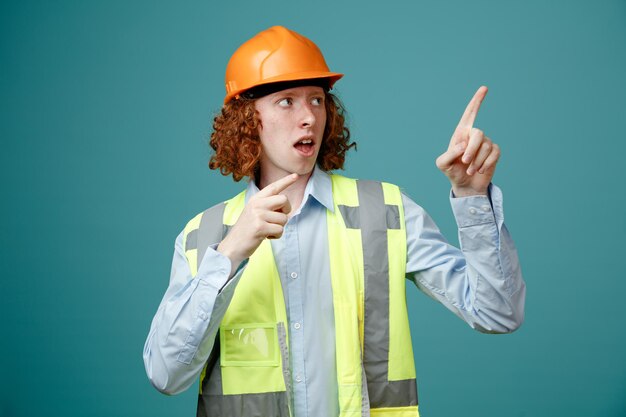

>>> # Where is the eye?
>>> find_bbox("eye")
[311,97,324,106]
[277,98,292,107]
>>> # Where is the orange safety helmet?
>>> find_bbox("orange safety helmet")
[224,26,343,104]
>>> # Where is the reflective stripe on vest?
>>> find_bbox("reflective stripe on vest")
[183,174,419,417]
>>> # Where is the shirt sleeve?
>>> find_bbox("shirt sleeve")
[404,183,526,333]
[143,230,246,395]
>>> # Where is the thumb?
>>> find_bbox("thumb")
[436,143,466,171]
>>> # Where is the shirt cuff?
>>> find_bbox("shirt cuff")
[449,183,498,228]
[195,244,232,290]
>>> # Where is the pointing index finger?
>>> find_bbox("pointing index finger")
[456,86,488,134]
[257,173,299,197]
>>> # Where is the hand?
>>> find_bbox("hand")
[217,173,297,275]
[435,86,501,197]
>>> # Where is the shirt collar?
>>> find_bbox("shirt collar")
[308,165,335,212]
[245,165,335,213]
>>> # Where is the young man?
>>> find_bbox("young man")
[144,26,526,417]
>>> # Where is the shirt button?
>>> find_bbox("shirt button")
[290,272,298,279]
[481,205,490,212]
[295,374,302,383]
[469,207,477,215]
[293,322,301,330]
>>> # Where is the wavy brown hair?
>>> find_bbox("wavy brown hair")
[209,91,355,182]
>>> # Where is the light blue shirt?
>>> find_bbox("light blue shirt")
[143,166,526,417]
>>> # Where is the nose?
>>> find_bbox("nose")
[299,103,316,128]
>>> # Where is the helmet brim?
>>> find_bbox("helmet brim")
[225,72,343,104]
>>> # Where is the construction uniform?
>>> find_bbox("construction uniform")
[144,166,525,417]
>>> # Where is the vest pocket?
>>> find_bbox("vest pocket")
[220,323,280,367]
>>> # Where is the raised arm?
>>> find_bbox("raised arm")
[407,86,525,332]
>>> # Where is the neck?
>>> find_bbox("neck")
[258,170,313,217]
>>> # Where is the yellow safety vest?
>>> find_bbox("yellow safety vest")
[183,174,419,417]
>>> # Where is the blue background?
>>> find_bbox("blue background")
[2,1,625,416]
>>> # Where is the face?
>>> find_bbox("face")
[254,85,327,183]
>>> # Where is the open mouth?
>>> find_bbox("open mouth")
[294,138,315,155]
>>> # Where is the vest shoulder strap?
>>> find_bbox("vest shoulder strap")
[182,190,246,277]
